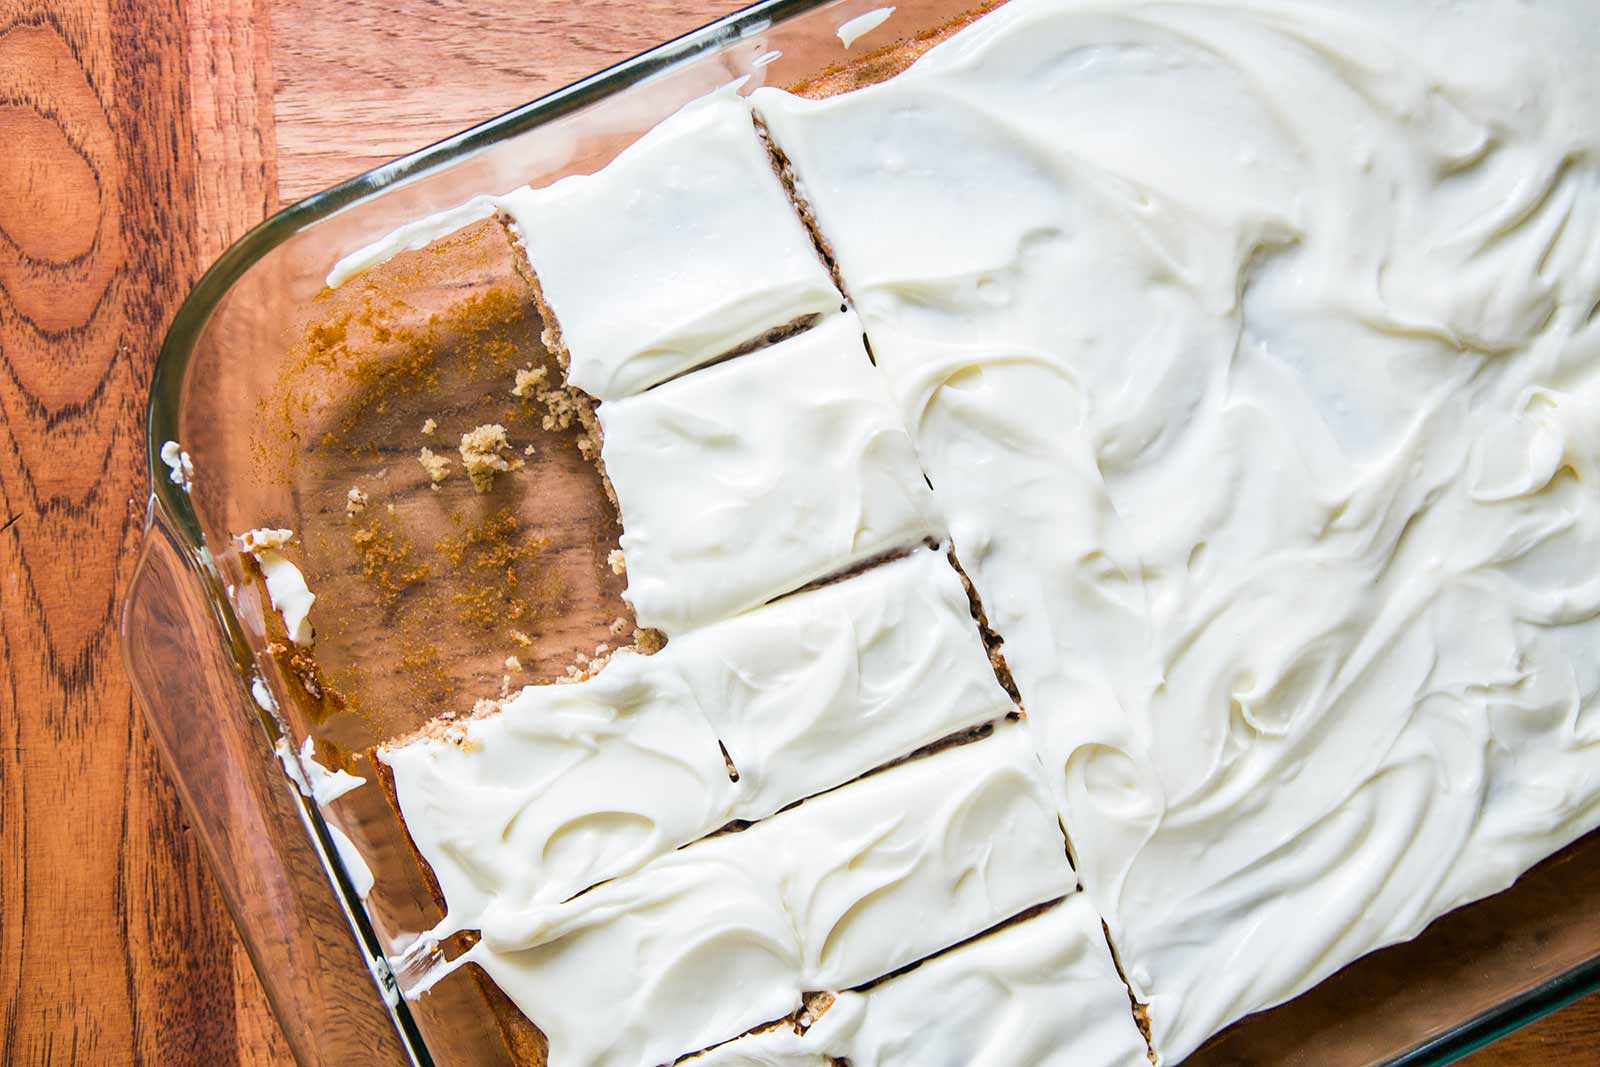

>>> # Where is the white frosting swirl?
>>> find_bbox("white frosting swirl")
[497,87,841,401]
[755,0,1600,1058]
[599,312,943,635]
[381,650,734,942]
[460,722,1074,1067]
[687,894,1148,1067]
[382,548,1012,944]
[673,546,1016,822]
[238,528,315,646]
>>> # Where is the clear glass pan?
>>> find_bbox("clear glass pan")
[121,1,1600,1064]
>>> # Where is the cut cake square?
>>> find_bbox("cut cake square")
[598,311,942,635]
[686,894,1149,1067]
[496,89,841,401]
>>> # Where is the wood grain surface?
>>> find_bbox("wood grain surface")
[0,1,1594,1064]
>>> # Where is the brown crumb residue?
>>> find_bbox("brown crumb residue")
[398,644,442,672]
[435,508,550,630]
[256,273,537,481]
[351,517,431,609]
[285,646,347,714]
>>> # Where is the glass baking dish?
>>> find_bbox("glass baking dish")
[120,1,1600,1064]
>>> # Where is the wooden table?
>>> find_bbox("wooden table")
[0,1,1595,1063]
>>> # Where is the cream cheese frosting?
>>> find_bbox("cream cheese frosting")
[599,311,943,635]
[754,0,1600,1058]
[674,546,1015,821]
[325,194,501,289]
[685,894,1148,1067]
[159,439,193,492]
[238,528,315,646]
[380,649,736,942]
[452,722,1074,1067]
[836,7,896,50]
[382,547,1011,945]
[496,87,841,401]
[275,736,375,899]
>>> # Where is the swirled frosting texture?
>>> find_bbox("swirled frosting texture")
[380,650,734,940]
[688,894,1148,1067]
[755,0,1600,1058]
[498,88,840,401]
[381,548,1011,943]
[674,546,1016,821]
[599,312,943,635]
[464,723,1074,1067]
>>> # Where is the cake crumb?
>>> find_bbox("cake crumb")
[459,423,524,493]
[634,628,666,655]
[509,629,532,648]
[799,992,836,1028]
[594,643,610,657]
[421,417,437,436]
[608,616,628,636]
[504,655,523,672]
[345,487,369,516]
[608,548,626,575]
[418,446,451,487]
[539,388,580,431]
[511,363,587,434]
[239,527,293,554]
[511,366,547,398]
[523,444,537,456]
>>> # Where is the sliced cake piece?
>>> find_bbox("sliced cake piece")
[686,894,1149,1067]
[496,87,841,401]
[378,649,736,941]
[380,547,1009,943]
[674,546,1014,822]
[447,722,1073,1067]
[599,311,942,635]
